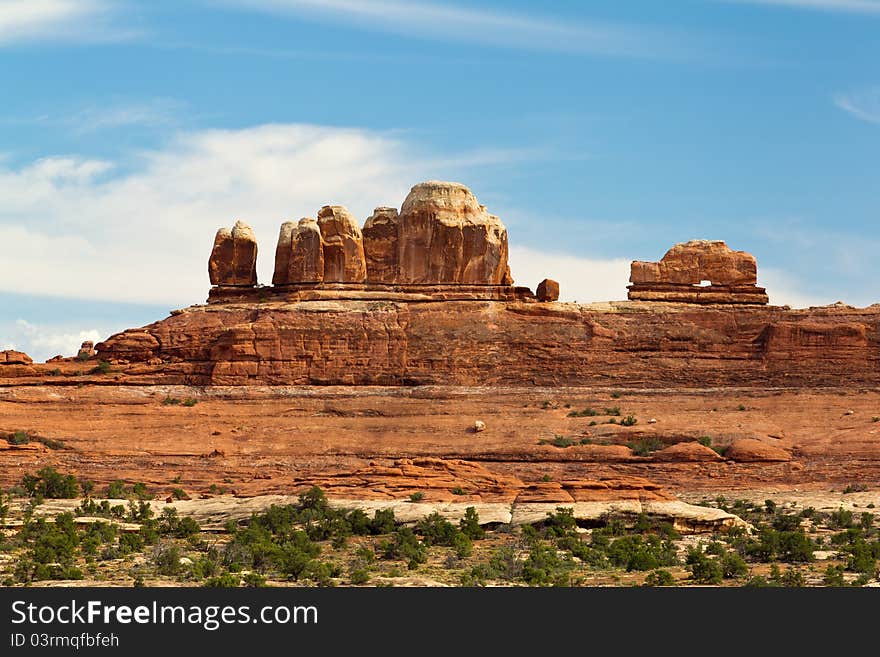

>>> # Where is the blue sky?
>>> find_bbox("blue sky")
[1,0,879,361]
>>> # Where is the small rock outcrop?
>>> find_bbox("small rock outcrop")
[317,206,367,283]
[536,279,560,302]
[397,181,511,285]
[273,218,324,285]
[0,350,32,365]
[363,207,400,284]
[209,221,258,287]
[628,240,768,304]
[77,341,96,359]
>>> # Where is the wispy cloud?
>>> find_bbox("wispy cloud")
[834,88,880,124]
[0,0,135,46]
[725,0,880,14]
[208,0,692,59]
[0,122,553,306]
[3,319,102,363]
[2,98,186,134]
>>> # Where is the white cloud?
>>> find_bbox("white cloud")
[4,319,101,363]
[209,0,686,59]
[834,88,880,124]
[508,246,632,303]
[759,268,835,308]
[725,0,880,13]
[0,123,536,306]
[0,0,130,46]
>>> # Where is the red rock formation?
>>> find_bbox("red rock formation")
[363,207,399,283]
[317,206,366,283]
[93,299,880,387]
[536,279,560,302]
[726,439,791,462]
[0,350,32,365]
[628,240,768,304]
[273,218,324,285]
[397,181,510,285]
[209,221,258,287]
[77,341,96,359]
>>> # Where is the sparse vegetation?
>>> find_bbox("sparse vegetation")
[0,483,875,588]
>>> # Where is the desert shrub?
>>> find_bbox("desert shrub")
[182,398,198,407]
[9,431,29,445]
[604,407,621,416]
[823,565,846,586]
[626,438,665,457]
[203,573,240,587]
[830,508,854,529]
[106,480,127,498]
[21,467,79,499]
[843,483,868,494]
[451,486,465,495]
[243,572,266,587]
[191,556,220,579]
[350,568,370,585]
[275,531,321,580]
[542,507,578,538]
[720,551,749,579]
[459,507,485,540]
[119,532,145,554]
[380,528,426,569]
[772,514,802,532]
[697,436,712,447]
[567,408,599,417]
[409,492,424,502]
[89,360,111,375]
[620,415,638,427]
[369,508,397,534]
[521,543,574,586]
[153,543,182,576]
[607,535,677,572]
[686,549,723,584]
[643,569,675,587]
[846,540,878,575]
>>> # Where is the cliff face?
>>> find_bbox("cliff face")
[93,300,880,387]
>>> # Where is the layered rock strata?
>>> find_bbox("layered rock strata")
[93,300,880,387]
[628,240,768,304]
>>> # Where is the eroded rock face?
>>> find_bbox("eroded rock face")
[397,181,510,285]
[628,240,767,304]
[0,350,32,365]
[317,206,366,283]
[209,221,258,287]
[631,240,757,286]
[363,207,400,283]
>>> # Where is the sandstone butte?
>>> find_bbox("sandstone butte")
[2,180,880,511]
[3,178,879,389]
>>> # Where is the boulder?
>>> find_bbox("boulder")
[317,206,366,283]
[725,438,791,462]
[363,207,400,283]
[653,441,723,462]
[536,278,560,302]
[397,181,510,285]
[0,350,32,365]
[209,221,257,287]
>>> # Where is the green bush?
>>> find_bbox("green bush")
[21,467,80,499]
[626,438,665,457]
[106,480,127,498]
[203,573,240,587]
[607,535,677,572]
[686,548,723,584]
[153,544,182,576]
[643,569,675,587]
[604,407,621,416]
[380,528,427,569]
[567,408,599,417]
[620,415,637,427]
[459,507,485,540]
